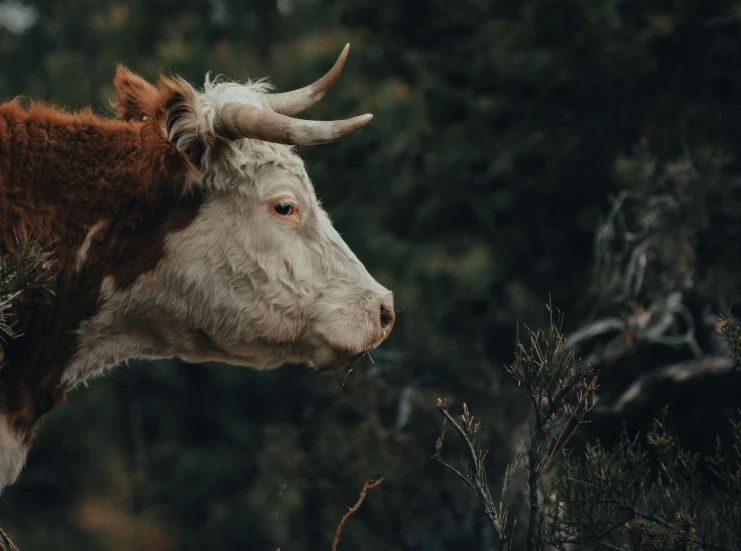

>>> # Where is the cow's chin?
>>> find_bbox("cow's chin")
[202,341,367,373]
[190,329,382,373]
[307,348,365,373]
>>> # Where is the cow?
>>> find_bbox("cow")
[0,44,395,491]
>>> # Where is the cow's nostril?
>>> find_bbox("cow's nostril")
[380,302,395,330]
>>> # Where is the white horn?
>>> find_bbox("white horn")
[266,44,350,116]
[213,103,372,146]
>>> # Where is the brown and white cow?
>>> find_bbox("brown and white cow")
[0,44,394,490]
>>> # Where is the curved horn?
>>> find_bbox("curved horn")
[213,103,373,146]
[265,43,350,116]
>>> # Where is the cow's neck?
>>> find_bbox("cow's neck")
[0,102,202,455]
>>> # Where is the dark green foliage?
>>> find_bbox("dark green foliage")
[507,304,598,551]
[548,413,741,550]
[591,149,741,315]
[3,0,741,549]
[435,304,597,550]
[620,515,697,551]
[718,315,741,367]
[434,300,741,551]
[434,399,515,550]
[0,239,48,343]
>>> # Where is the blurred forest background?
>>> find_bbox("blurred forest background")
[3,0,741,549]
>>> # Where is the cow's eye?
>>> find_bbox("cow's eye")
[274,201,294,216]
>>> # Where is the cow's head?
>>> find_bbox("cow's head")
[98,45,394,374]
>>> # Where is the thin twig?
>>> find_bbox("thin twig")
[0,290,22,312]
[436,404,506,547]
[603,355,735,414]
[438,406,482,474]
[564,318,624,351]
[331,478,383,551]
[0,528,20,551]
[435,456,476,494]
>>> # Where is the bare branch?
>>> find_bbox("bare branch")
[331,478,383,551]
[564,318,625,353]
[438,405,483,476]
[435,400,507,549]
[603,355,735,414]
[0,528,20,551]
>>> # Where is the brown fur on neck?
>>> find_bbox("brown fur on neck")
[0,74,205,445]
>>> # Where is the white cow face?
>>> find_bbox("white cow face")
[150,154,395,371]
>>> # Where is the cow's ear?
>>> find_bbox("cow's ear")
[156,75,210,169]
[113,66,159,122]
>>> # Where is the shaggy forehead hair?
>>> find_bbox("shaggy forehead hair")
[182,76,361,281]
[196,77,311,191]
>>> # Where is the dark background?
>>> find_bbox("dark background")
[1,0,741,549]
